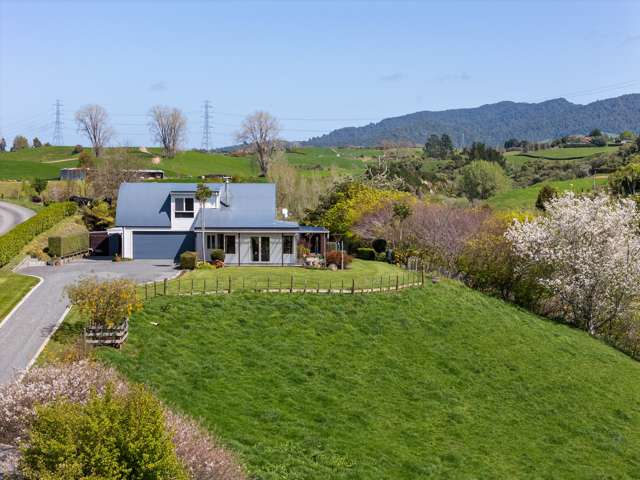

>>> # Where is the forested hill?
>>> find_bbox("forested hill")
[305,94,640,147]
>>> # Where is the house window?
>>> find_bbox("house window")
[225,235,236,254]
[216,234,224,250]
[251,236,270,262]
[175,197,194,218]
[206,234,215,249]
[283,235,294,255]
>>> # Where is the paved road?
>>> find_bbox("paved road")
[0,259,178,385]
[0,201,34,235]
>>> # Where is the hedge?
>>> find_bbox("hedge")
[180,251,198,270]
[0,201,77,266]
[355,247,376,260]
[48,232,89,258]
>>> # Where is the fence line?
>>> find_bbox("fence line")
[141,269,426,300]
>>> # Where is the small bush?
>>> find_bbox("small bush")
[325,250,353,269]
[66,277,142,327]
[19,384,189,480]
[356,247,376,260]
[210,248,225,262]
[48,232,89,257]
[180,251,198,270]
[376,252,387,262]
[71,145,83,154]
[372,238,387,253]
[0,201,76,267]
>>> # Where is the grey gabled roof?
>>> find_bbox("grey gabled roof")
[115,182,300,230]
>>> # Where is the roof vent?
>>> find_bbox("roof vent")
[221,176,231,207]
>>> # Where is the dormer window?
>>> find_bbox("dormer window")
[175,197,194,218]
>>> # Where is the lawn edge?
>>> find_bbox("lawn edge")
[0,274,43,330]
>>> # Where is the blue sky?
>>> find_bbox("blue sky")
[1,0,639,148]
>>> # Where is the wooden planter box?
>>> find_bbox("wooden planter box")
[84,319,128,348]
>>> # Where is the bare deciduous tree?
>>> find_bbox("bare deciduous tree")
[148,106,187,158]
[75,105,114,157]
[87,148,142,200]
[236,111,281,176]
[267,153,341,219]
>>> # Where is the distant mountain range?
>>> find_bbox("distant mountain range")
[304,94,640,147]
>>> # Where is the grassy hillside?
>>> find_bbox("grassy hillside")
[0,146,79,180]
[505,146,617,167]
[487,177,608,211]
[99,282,640,479]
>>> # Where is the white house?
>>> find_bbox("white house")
[114,181,328,264]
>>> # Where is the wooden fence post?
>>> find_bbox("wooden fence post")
[203,279,206,294]
[317,280,320,293]
[228,276,232,294]
[154,282,157,297]
[421,267,425,287]
[178,279,181,295]
[267,276,270,292]
[163,279,167,295]
[329,280,332,294]
[396,275,399,291]
[145,283,148,300]
[290,275,293,293]
[303,279,307,293]
[216,277,219,294]
[351,278,355,294]
[191,278,194,295]
[341,280,344,294]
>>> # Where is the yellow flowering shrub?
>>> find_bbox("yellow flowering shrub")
[66,277,142,327]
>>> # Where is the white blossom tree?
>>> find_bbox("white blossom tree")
[506,192,640,335]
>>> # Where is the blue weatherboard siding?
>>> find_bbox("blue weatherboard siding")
[132,232,195,261]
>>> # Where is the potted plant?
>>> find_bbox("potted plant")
[210,248,225,268]
[66,277,142,348]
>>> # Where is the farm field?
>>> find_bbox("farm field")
[98,281,640,479]
[0,272,39,323]
[487,177,608,211]
[505,146,618,167]
[0,146,79,180]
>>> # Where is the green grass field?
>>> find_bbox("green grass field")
[97,281,640,479]
[0,146,79,180]
[487,177,608,211]
[506,146,618,167]
[0,272,39,323]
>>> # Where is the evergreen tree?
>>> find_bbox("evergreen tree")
[32,137,42,148]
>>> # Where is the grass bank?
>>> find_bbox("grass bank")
[0,272,39,324]
[99,281,640,479]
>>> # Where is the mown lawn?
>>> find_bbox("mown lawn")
[0,272,39,323]
[487,177,608,211]
[100,282,640,479]
[155,259,409,295]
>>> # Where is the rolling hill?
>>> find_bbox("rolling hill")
[97,281,640,479]
[306,94,640,148]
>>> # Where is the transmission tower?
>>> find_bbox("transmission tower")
[201,100,212,151]
[52,99,64,146]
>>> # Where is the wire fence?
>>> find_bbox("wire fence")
[140,269,426,300]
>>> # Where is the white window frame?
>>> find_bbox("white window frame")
[175,197,195,218]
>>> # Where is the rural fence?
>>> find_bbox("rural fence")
[141,269,426,300]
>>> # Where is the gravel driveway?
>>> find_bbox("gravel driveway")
[0,259,178,385]
[0,201,34,235]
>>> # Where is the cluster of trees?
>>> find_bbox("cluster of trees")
[0,136,46,152]
[423,134,454,159]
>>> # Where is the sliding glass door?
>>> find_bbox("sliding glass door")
[250,236,270,262]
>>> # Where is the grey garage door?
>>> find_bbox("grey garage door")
[133,232,195,261]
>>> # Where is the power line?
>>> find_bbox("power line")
[201,100,212,151]
[52,99,64,146]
